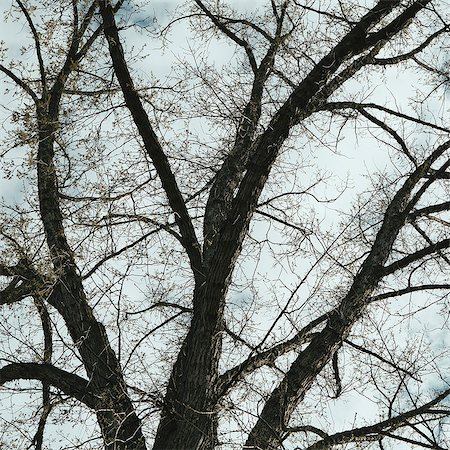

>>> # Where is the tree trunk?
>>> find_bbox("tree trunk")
[153,285,224,450]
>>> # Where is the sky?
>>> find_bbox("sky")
[0,0,450,449]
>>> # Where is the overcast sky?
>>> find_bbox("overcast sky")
[0,1,449,449]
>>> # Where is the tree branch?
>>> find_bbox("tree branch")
[372,26,448,65]
[210,0,425,306]
[344,339,419,380]
[194,0,258,73]
[203,1,289,266]
[0,362,98,409]
[216,313,328,399]
[383,238,450,276]
[98,0,204,282]
[357,108,417,165]
[303,388,450,449]
[31,297,53,450]
[15,0,47,93]
[322,101,450,133]
[0,64,38,102]
[409,201,450,221]
[371,284,450,302]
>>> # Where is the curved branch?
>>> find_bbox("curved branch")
[344,339,419,380]
[383,238,450,276]
[0,362,98,409]
[373,26,448,65]
[322,101,450,133]
[287,424,329,439]
[0,64,38,102]
[82,227,164,279]
[304,388,450,450]
[217,15,274,43]
[209,0,425,303]
[203,11,289,265]
[357,108,417,164]
[216,312,328,399]
[194,0,258,73]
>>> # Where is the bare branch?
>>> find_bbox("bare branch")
[31,298,53,450]
[245,96,446,448]
[98,0,204,282]
[322,101,450,133]
[372,26,448,65]
[371,284,450,302]
[82,228,166,279]
[331,351,342,398]
[357,108,417,165]
[383,238,450,276]
[344,339,419,380]
[0,363,98,409]
[15,0,47,93]
[409,201,450,221]
[0,64,38,102]
[303,388,450,450]
[216,312,328,398]
[194,0,258,73]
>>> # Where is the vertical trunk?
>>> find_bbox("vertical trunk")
[153,285,224,450]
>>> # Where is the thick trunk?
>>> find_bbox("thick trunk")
[153,285,224,450]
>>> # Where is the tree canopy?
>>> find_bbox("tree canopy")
[1,0,450,449]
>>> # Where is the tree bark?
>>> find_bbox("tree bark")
[36,103,146,449]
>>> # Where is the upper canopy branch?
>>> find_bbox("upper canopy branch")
[409,201,450,220]
[371,283,450,302]
[48,1,102,118]
[15,0,47,94]
[98,0,203,282]
[323,101,450,133]
[372,25,449,65]
[383,238,450,276]
[193,0,258,73]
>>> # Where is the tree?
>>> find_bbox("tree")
[1,0,450,448]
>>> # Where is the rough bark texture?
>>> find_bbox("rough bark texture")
[2,0,448,448]
[98,0,434,448]
[36,103,146,449]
